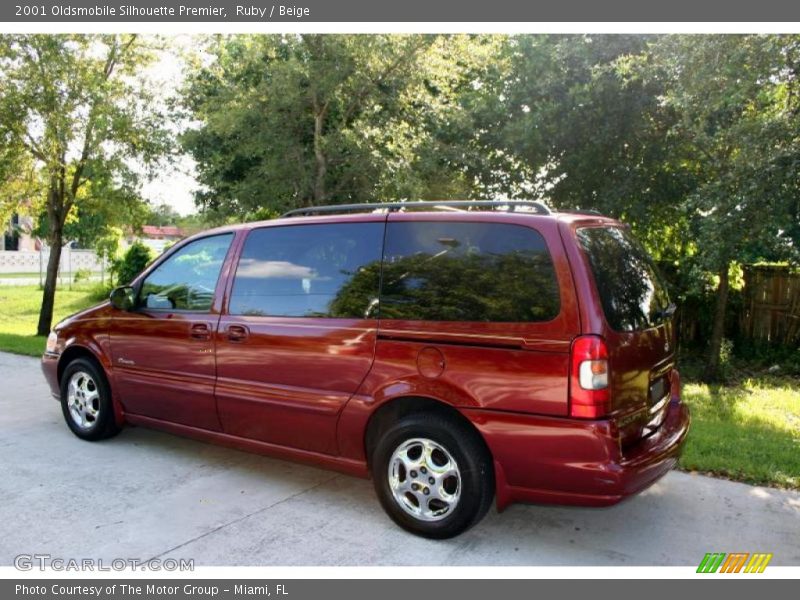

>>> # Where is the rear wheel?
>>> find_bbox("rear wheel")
[371,413,493,539]
[60,358,120,441]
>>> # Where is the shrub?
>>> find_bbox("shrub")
[718,337,735,381]
[88,282,114,303]
[112,242,154,286]
[73,268,93,283]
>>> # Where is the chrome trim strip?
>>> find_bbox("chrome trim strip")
[649,395,669,415]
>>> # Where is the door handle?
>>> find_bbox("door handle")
[190,323,211,340]
[227,324,249,342]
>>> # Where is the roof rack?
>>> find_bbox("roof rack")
[558,208,605,217]
[279,200,552,219]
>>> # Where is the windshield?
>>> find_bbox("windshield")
[576,226,672,332]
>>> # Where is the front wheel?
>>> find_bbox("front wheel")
[371,413,494,539]
[60,358,120,441]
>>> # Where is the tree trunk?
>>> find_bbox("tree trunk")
[36,226,63,336]
[36,181,66,337]
[705,262,730,382]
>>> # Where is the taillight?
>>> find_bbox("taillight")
[569,335,610,418]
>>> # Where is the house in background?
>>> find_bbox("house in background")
[128,225,185,254]
[2,214,37,251]
[2,216,185,255]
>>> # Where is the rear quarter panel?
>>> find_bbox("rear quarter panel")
[337,213,581,462]
[560,218,678,442]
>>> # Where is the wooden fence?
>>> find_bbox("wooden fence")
[740,265,800,347]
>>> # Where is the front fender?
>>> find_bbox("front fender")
[55,333,124,428]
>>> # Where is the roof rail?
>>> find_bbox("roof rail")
[557,208,605,217]
[279,200,552,219]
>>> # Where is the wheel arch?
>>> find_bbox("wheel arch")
[363,395,493,469]
[57,344,108,385]
[57,343,125,427]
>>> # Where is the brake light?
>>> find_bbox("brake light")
[570,335,610,418]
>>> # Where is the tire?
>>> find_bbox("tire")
[60,357,121,441]
[371,412,494,539]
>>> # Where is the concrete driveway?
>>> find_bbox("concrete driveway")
[1,351,798,566]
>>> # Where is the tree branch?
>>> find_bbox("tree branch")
[21,132,47,162]
[68,35,138,207]
[339,37,430,127]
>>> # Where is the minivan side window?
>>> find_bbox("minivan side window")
[229,223,385,318]
[139,233,234,312]
[381,221,560,322]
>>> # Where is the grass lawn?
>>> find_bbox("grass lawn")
[0,272,42,279]
[678,377,800,489]
[0,284,102,356]
[0,271,102,279]
[0,283,798,489]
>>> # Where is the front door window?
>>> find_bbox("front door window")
[139,234,234,312]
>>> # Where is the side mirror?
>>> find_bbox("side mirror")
[109,286,136,311]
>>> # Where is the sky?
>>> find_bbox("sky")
[140,153,199,217]
[137,35,202,216]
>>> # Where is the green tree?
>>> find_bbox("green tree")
[643,35,800,379]
[32,175,151,251]
[95,226,123,285]
[182,34,504,219]
[0,35,170,335]
[112,241,154,285]
[487,35,693,258]
[0,154,44,231]
[485,35,800,378]
[147,202,182,226]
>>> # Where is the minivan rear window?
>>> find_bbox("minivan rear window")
[381,221,560,322]
[576,226,671,332]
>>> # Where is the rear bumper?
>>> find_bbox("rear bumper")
[463,394,690,510]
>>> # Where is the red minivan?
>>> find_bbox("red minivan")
[41,200,689,538]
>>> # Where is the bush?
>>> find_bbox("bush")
[732,339,800,377]
[719,337,735,381]
[88,282,114,303]
[73,268,93,283]
[112,242,154,286]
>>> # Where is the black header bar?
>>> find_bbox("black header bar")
[3,0,800,23]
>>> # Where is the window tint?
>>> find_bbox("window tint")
[577,226,671,331]
[139,234,233,312]
[229,223,384,318]
[381,221,560,322]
